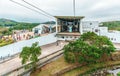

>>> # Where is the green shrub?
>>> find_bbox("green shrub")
[63,32,115,64]
[117,72,120,76]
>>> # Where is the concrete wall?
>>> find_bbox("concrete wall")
[0,33,57,57]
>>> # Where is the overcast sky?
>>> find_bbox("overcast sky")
[0,0,120,22]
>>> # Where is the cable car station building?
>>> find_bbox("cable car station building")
[55,16,84,40]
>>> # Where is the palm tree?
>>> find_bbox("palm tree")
[20,42,41,71]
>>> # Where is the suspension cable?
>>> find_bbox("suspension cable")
[73,0,76,26]
[10,0,52,19]
[22,0,54,18]
[73,0,76,18]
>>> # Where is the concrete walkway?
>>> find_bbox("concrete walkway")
[0,41,68,75]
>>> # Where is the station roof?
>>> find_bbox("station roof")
[54,16,84,21]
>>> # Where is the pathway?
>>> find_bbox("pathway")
[0,41,68,75]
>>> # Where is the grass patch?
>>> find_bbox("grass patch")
[62,60,120,76]
[31,56,120,76]
[107,74,114,76]
[0,39,14,47]
[30,56,74,76]
[117,72,120,76]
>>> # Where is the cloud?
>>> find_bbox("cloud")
[0,0,120,22]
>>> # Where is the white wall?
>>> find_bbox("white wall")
[0,33,57,57]
[82,21,99,28]
[92,27,108,36]
[99,27,108,36]
[81,21,120,43]
[82,21,99,33]
[32,24,44,34]
[106,32,120,43]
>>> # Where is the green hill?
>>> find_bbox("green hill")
[0,18,55,36]
[0,18,40,29]
[101,21,120,31]
[0,18,17,27]
[42,21,56,24]
[0,18,40,35]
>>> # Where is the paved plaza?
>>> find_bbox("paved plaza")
[0,41,68,75]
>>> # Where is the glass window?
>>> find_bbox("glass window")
[95,29,99,32]
[62,36,64,39]
[90,23,92,25]
[114,38,116,41]
[111,38,113,40]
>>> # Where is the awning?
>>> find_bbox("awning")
[54,16,84,21]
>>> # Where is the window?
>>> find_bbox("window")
[75,36,77,38]
[114,38,116,41]
[111,38,113,40]
[90,23,92,25]
[95,29,99,32]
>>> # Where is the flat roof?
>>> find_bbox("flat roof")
[54,16,84,20]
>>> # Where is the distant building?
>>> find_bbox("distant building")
[82,21,120,43]
[32,24,46,35]
[82,21,108,35]
[82,21,99,33]
[32,24,57,35]
[106,31,120,43]
[12,30,34,41]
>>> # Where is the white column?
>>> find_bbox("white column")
[79,19,83,34]
[56,18,58,33]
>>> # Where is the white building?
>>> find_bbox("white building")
[32,24,50,35]
[82,21,108,35]
[82,21,120,43]
[106,31,120,43]
[90,27,108,36]
[32,24,44,35]
[82,21,99,33]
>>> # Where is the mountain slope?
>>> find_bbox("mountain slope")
[0,18,17,26]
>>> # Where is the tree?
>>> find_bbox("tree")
[63,32,115,64]
[20,42,41,71]
[80,32,115,61]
